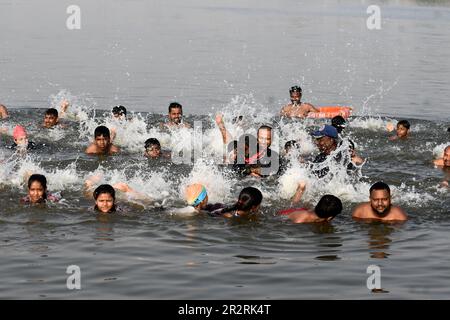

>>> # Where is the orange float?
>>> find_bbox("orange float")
[306,106,353,119]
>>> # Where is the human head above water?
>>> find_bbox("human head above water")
[289,86,302,104]
[235,187,263,214]
[93,184,116,213]
[112,105,127,119]
[144,138,162,158]
[13,125,28,146]
[369,181,392,216]
[27,174,48,203]
[331,115,347,133]
[257,125,272,149]
[168,102,183,124]
[314,195,343,220]
[443,145,450,167]
[185,183,208,209]
[43,108,59,128]
[396,120,410,138]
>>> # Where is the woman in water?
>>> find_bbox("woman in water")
[21,174,60,204]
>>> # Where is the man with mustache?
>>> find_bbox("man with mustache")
[352,181,408,222]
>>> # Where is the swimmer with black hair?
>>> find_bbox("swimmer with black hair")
[144,138,171,160]
[278,182,342,223]
[388,120,411,141]
[280,86,319,118]
[85,125,120,155]
[21,174,61,204]
[352,181,408,222]
[160,102,191,129]
[208,186,263,219]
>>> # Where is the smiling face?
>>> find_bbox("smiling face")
[145,144,161,159]
[95,193,115,213]
[168,107,182,124]
[43,114,58,128]
[290,91,302,105]
[28,181,46,203]
[257,128,272,149]
[370,189,391,216]
[316,136,336,154]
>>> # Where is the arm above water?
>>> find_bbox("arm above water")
[291,181,306,205]
[112,182,153,202]
[215,113,232,144]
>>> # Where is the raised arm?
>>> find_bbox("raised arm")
[215,113,232,144]
[291,181,306,205]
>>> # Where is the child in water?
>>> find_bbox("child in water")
[21,174,60,204]
[388,120,411,141]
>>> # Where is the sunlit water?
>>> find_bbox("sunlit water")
[0,0,449,299]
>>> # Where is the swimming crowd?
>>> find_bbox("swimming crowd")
[0,85,449,224]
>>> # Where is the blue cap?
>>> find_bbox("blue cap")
[312,125,338,139]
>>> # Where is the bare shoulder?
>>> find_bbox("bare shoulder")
[85,144,97,154]
[390,206,408,220]
[352,202,370,218]
[110,145,120,153]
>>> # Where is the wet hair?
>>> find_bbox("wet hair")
[93,184,116,212]
[397,120,410,130]
[369,181,391,195]
[94,126,111,138]
[235,187,263,212]
[45,108,58,117]
[314,195,343,219]
[145,138,161,149]
[331,115,346,133]
[112,105,127,116]
[445,145,450,152]
[258,125,272,133]
[284,140,298,151]
[289,86,302,94]
[28,174,48,199]
[447,127,450,132]
[168,102,182,112]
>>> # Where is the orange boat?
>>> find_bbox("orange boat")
[306,106,353,119]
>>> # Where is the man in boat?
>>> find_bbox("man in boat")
[280,86,319,118]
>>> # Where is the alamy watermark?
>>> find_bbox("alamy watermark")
[66,5,81,30]
[366,265,381,291]
[66,265,81,290]
[366,5,381,30]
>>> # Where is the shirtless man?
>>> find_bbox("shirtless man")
[85,125,120,155]
[160,102,191,129]
[352,181,407,222]
[278,182,343,223]
[280,86,319,118]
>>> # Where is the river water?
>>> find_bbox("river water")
[0,0,449,299]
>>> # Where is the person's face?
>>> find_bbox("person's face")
[95,135,110,151]
[258,128,272,149]
[113,112,125,121]
[396,124,409,138]
[370,189,391,216]
[95,193,115,213]
[316,136,335,154]
[290,92,301,104]
[145,144,161,158]
[44,114,58,128]
[169,107,182,124]
[443,147,450,167]
[14,136,28,147]
[28,181,45,203]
